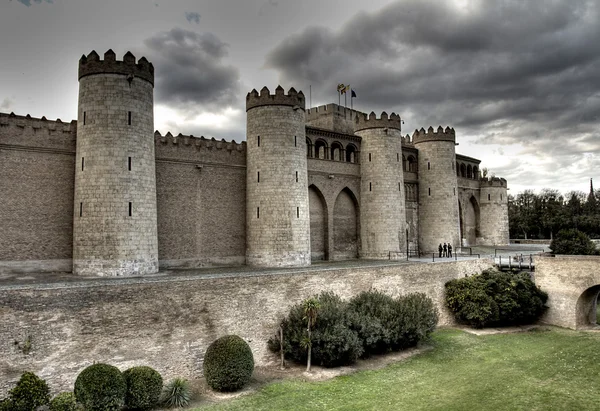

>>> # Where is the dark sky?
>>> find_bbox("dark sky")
[1,0,599,195]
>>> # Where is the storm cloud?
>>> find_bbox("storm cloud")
[265,0,600,191]
[185,12,200,24]
[144,28,241,114]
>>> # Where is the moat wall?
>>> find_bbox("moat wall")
[0,259,493,395]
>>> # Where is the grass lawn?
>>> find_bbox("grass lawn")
[195,327,600,410]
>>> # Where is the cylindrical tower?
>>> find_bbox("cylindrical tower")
[413,126,460,254]
[355,112,407,259]
[479,177,509,245]
[245,86,310,267]
[74,50,158,276]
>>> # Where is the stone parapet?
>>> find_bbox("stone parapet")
[78,50,154,86]
[354,111,402,132]
[246,86,305,111]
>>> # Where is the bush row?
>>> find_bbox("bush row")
[1,334,255,410]
[445,268,548,328]
[268,291,439,367]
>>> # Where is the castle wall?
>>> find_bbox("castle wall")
[0,114,76,273]
[305,104,357,135]
[356,113,406,259]
[479,178,509,245]
[74,51,158,276]
[155,134,246,268]
[414,127,460,254]
[0,258,494,395]
[245,87,310,267]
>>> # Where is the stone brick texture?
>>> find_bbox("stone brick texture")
[414,129,461,254]
[246,101,311,267]
[535,255,600,329]
[74,73,158,276]
[356,123,406,259]
[0,258,494,396]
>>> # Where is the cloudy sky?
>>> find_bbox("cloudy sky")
[1,0,599,195]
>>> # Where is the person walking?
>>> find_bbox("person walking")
[448,243,453,258]
[443,243,447,257]
[438,243,443,258]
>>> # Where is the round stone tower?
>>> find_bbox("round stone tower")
[245,86,310,267]
[74,50,158,276]
[479,177,509,245]
[355,112,407,259]
[413,126,460,254]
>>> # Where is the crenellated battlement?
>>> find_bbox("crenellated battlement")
[78,49,154,85]
[412,126,455,144]
[154,130,246,152]
[246,86,305,111]
[481,177,507,188]
[0,112,76,134]
[354,111,402,132]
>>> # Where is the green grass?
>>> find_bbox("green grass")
[195,328,600,411]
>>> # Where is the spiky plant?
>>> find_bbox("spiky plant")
[160,378,191,408]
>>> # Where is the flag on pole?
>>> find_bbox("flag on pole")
[337,83,346,93]
[340,85,350,94]
[351,89,357,98]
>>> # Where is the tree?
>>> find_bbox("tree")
[550,229,598,255]
[302,298,320,372]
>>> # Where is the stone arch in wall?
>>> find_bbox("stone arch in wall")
[333,187,359,260]
[461,196,480,246]
[346,144,357,163]
[306,137,313,158]
[467,165,473,179]
[314,139,328,159]
[407,155,417,172]
[576,285,600,327]
[473,166,479,179]
[309,185,328,261]
[460,163,466,177]
[331,141,344,161]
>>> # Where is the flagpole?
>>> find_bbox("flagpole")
[309,84,312,108]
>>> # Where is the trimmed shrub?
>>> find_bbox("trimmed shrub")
[160,378,191,408]
[446,269,548,328]
[6,371,50,411]
[268,292,363,367]
[49,392,79,411]
[203,335,254,392]
[347,290,396,355]
[74,363,126,411]
[123,366,163,410]
[348,291,439,356]
[550,229,598,255]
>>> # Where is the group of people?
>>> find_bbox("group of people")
[438,243,453,258]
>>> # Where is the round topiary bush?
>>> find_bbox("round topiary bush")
[203,335,254,392]
[49,392,79,411]
[7,371,50,411]
[123,366,163,411]
[74,363,126,411]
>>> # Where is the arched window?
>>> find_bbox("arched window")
[407,155,417,172]
[402,155,407,172]
[346,144,357,163]
[306,137,313,158]
[456,162,460,177]
[314,139,328,160]
[473,166,479,179]
[467,165,472,179]
[331,142,344,162]
[460,163,466,178]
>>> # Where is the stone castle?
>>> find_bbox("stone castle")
[0,50,509,276]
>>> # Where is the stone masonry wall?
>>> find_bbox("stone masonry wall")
[74,72,158,276]
[0,258,494,395]
[535,255,600,329]
[246,95,310,267]
[0,114,76,273]
[356,120,406,259]
[479,181,509,245]
[414,129,460,254]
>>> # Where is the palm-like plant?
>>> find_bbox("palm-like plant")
[302,298,320,372]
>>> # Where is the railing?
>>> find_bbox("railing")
[495,254,534,271]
